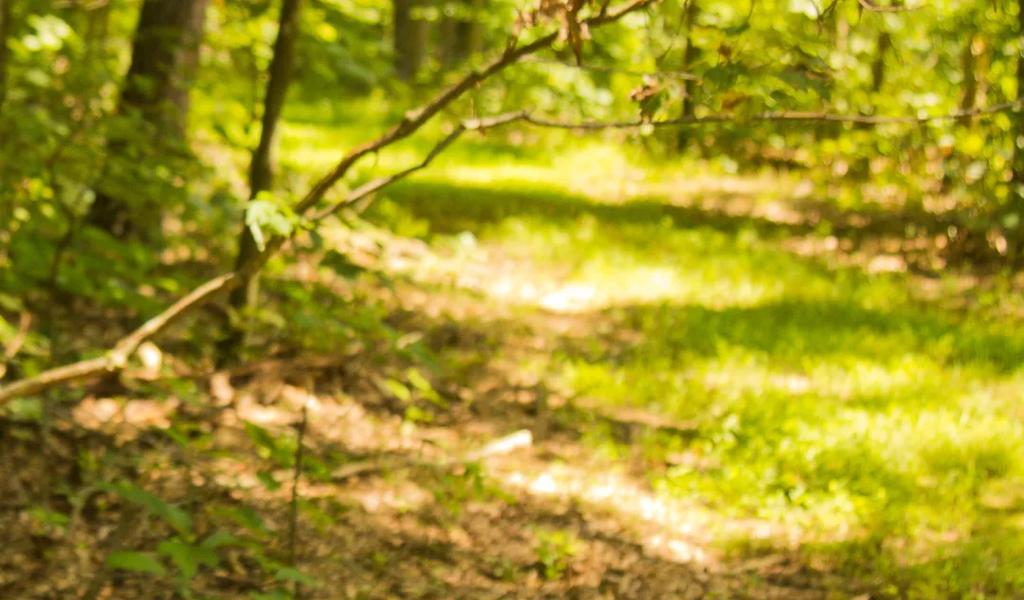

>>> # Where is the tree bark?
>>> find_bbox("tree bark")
[221,0,304,360]
[394,0,428,80]
[87,0,209,237]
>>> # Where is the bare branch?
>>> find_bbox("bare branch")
[315,101,1024,224]
[312,112,527,221]
[521,57,701,80]
[518,100,1022,129]
[0,274,237,403]
[857,0,917,12]
[291,0,657,216]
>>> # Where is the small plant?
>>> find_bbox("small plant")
[533,528,580,580]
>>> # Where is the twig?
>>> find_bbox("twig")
[521,57,700,80]
[857,0,917,12]
[1,311,32,373]
[288,404,308,600]
[516,101,1024,129]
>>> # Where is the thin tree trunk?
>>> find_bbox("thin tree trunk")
[439,0,481,69]
[394,0,428,81]
[675,0,700,150]
[87,0,209,237]
[1012,0,1024,188]
[1009,0,1024,261]
[221,0,304,360]
[248,0,303,199]
[0,0,11,112]
[956,35,988,126]
[870,30,890,94]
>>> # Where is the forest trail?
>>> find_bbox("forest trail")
[6,162,1024,598]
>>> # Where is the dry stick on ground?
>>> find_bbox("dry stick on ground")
[329,429,534,483]
[3,3,1022,405]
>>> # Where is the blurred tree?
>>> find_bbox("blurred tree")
[957,35,986,126]
[439,0,482,69]
[394,0,428,80]
[675,0,700,150]
[1010,0,1024,259]
[0,0,10,111]
[86,0,210,238]
[225,0,305,350]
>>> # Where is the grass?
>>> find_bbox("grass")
[272,109,1024,595]
[370,162,1024,597]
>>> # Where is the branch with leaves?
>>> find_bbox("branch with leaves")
[0,0,655,404]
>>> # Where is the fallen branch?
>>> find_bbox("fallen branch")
[330,429,533,483]
[0,274,236,403]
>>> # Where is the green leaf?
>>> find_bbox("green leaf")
[257,470,281,491]
[274,567,316,585]
[158,538,219,582]
[245,194,295,252]
[102,482,193,535]
[216,506,271,539]
[200,531,239,550]
[106,551,166,576]
[380,378,411,402]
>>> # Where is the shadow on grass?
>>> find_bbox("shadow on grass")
[378,179,977,253]
[585,299,1024,375]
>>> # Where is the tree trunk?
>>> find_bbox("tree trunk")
[439,0,481,69]
[1009,0,1024,261]
[394,0,428,81]
[675,0,700,151]
[0,0,11,112]
[248,0,303,199]
[120,0,209,132]
[958,35,988,127]
[870,30,890,94]
[1014,0,1024,186]
[87,0,209,238]
[221,0,304,361]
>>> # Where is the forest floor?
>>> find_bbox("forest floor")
[5,137,1024,598]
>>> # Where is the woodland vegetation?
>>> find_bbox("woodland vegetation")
[3,0,1024,597]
